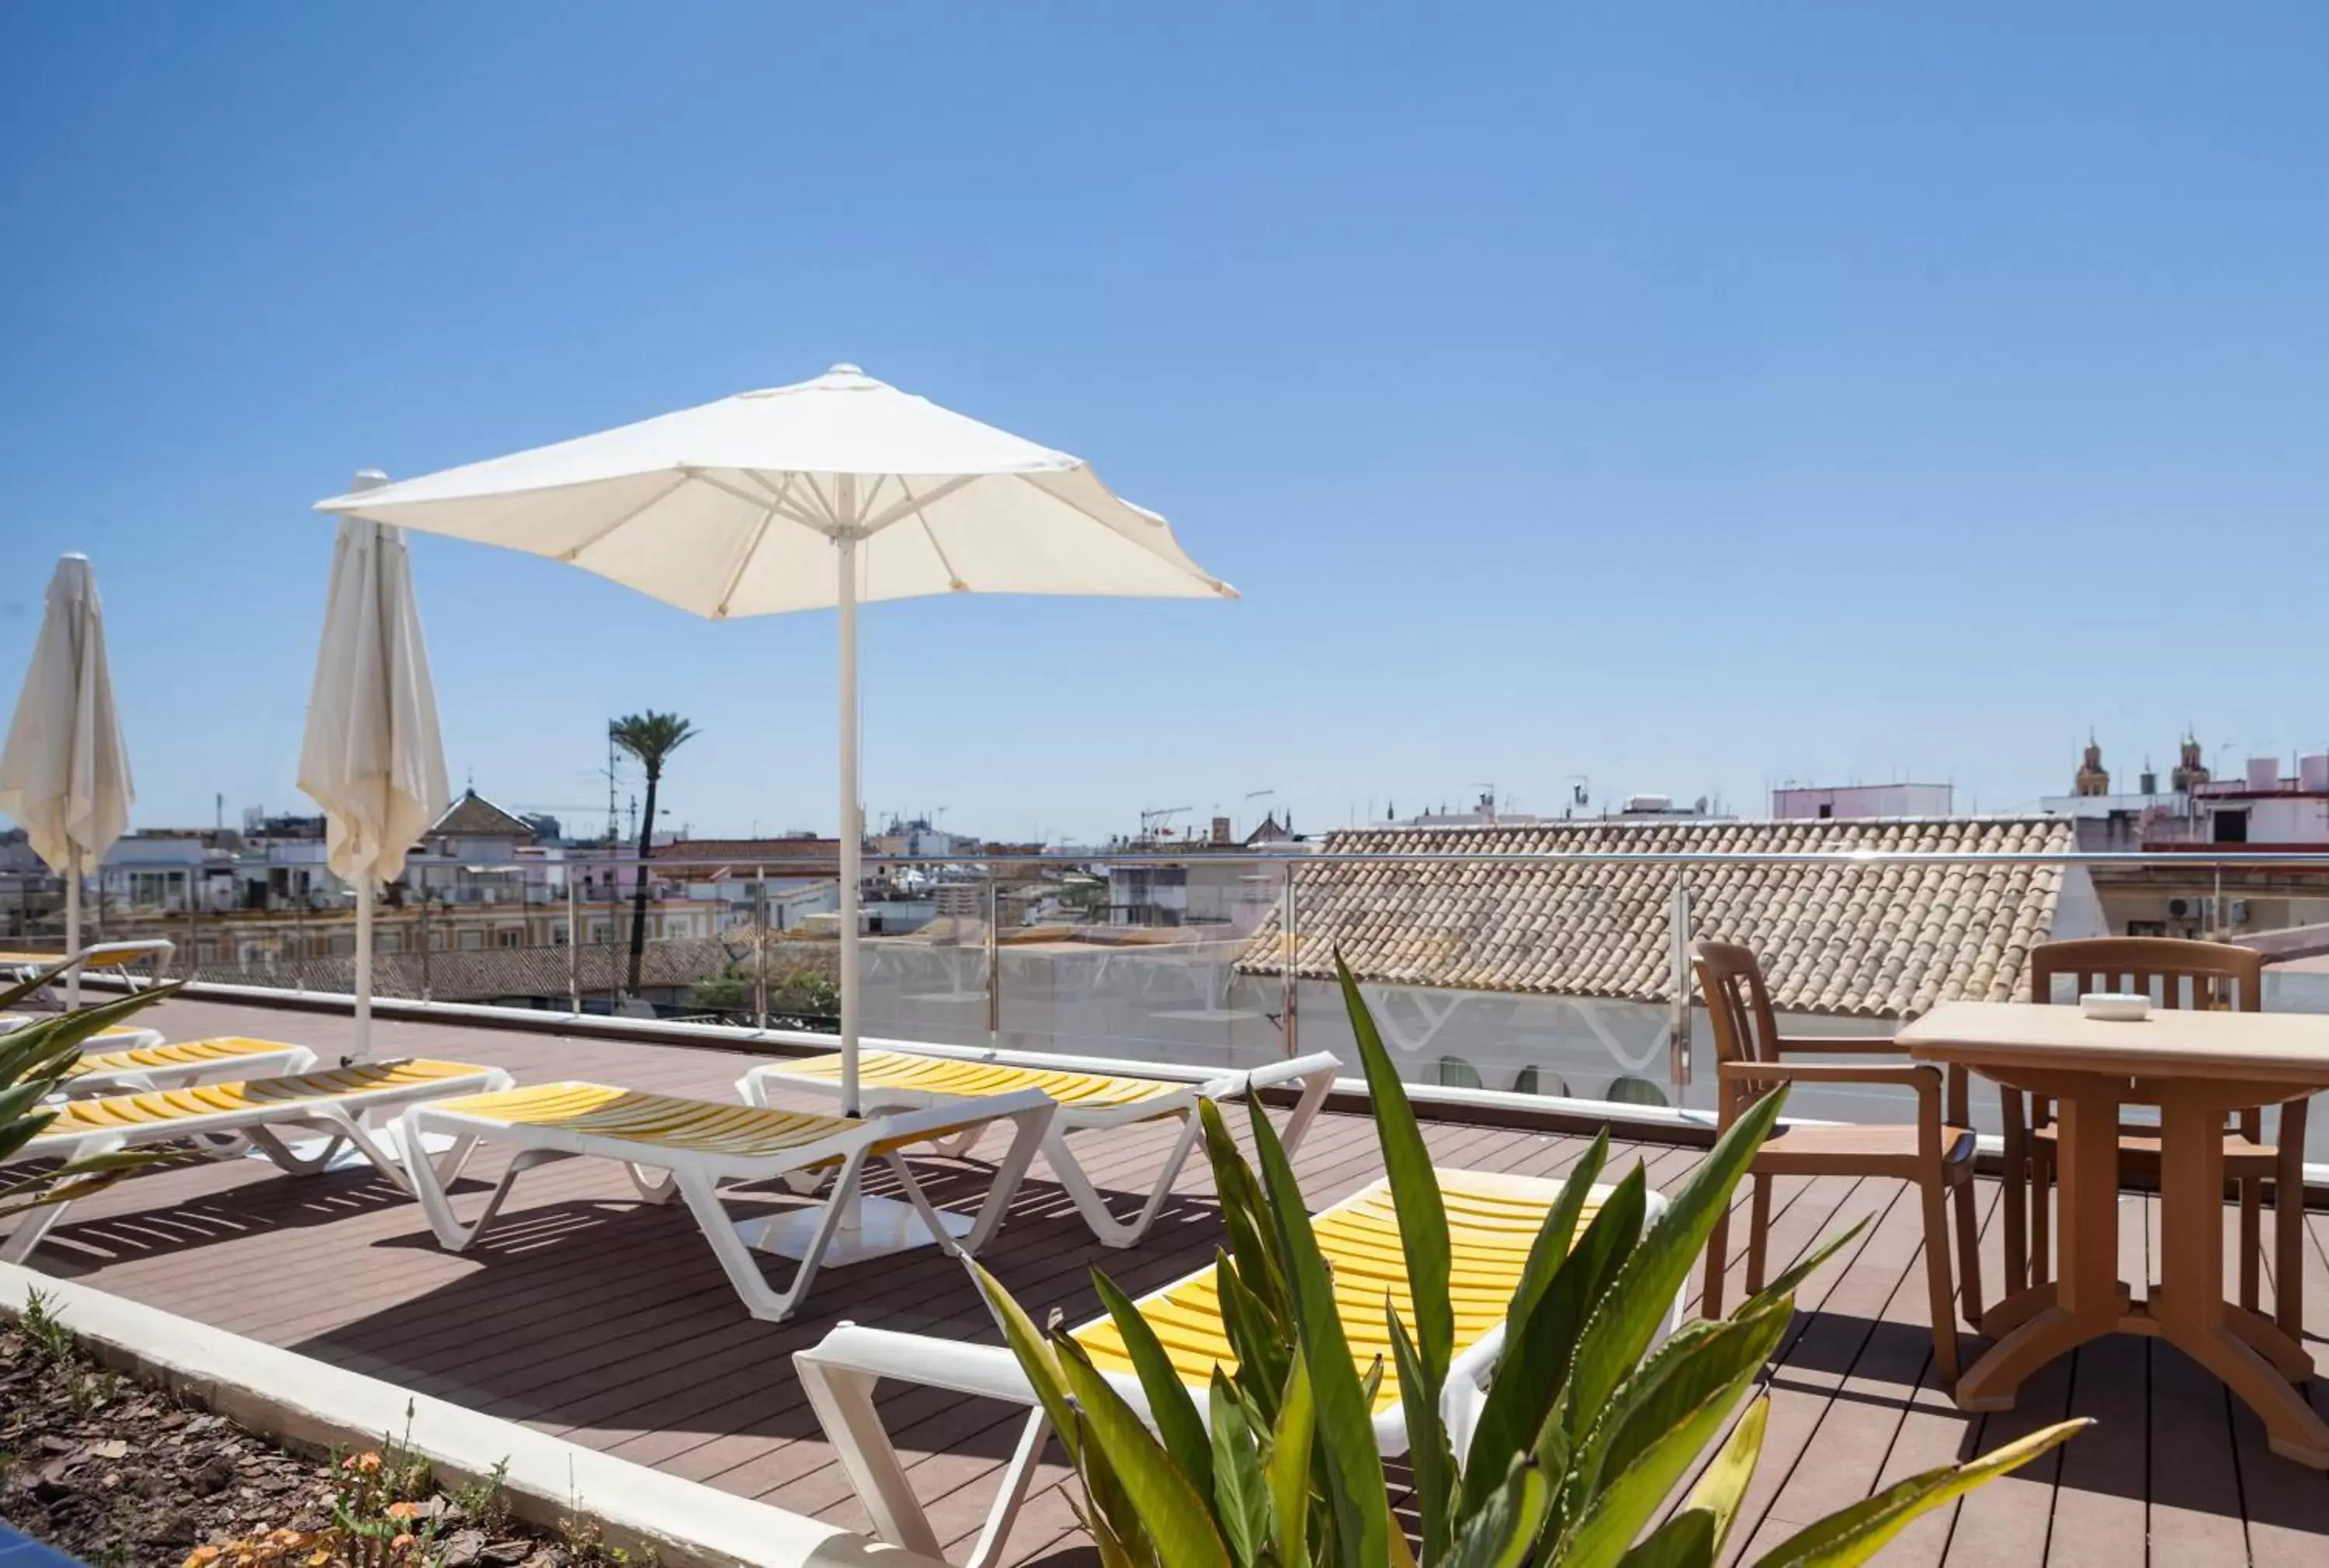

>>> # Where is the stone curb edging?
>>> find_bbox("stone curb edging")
[0,1265,942,1568]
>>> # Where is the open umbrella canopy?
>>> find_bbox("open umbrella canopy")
[0,555,134,1005]
[313,364,1236,613]
[312,363,1231,1254]
[297,491,449,1058]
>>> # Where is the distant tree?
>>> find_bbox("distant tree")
[609,711,698,995]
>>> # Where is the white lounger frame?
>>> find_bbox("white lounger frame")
[1,938,175,989]
[796,1181,1671,1568]
[0,1015,168,1060]
[397,1087,1059,1323]
[2,1061,512,1264]
[738,1049,1345,1249]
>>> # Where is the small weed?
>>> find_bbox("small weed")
[64,1365,121,1414]
[449,1456,512,1530]
[18,1287,77,1366]
[95,1497,138,1568]
[557,1516,658,1567]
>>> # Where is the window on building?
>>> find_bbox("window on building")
[551,924,568,946]
[459,929,484,951]
[1817,803,1834,820]
[2213,810,2250,844]
[2127,921,2168,938]
[497,928,521,949]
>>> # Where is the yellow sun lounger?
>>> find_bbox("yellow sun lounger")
[0,938,174,986]
[796,1168,1675,1568]
[1,1013,167,1056]
[60,1036,319,1096]
[2,1057,512,1264]
[399,1082,1058,1323]
[739,1047,1342,1247]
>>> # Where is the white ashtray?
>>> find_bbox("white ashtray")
[2080,992,2150,1022]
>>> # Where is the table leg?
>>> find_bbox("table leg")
[1957,1086,2122,1412]
[2154,1092,2329,1469]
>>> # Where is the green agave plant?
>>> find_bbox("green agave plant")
[1,960,184,1219]
[974,955,2085,1568]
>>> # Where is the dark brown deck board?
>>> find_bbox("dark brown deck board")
[11,995,2326,1566]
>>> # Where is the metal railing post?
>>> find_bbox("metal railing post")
[1667,874,1693,1088]
[755,866,769,1031]
[567,878,581,1013]
[1281,863,1298,1060]
[418,897,432,1003]
[186,897,198,984]
[293,894,307,992]
[985,876,1000,1043]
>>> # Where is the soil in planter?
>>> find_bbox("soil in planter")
[1,1293,650,1568]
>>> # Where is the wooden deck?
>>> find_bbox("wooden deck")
[21,997,2329,1566]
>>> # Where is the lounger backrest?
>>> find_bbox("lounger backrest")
[784,1049,1182,1112]
[1071,1168,1598,1414]
[38,1059,492,1138]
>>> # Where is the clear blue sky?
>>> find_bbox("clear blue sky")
[2,4,2323,845]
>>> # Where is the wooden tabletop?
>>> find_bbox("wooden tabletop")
[1900,1000,2329,1086]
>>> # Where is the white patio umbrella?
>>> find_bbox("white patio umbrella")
[314,363,1233,1258]
[297,472,450,1062]
[0,555,134,1009]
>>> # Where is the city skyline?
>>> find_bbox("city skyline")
[5,4,2324,845]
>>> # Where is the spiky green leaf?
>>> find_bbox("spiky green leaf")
[1565,1088,1789,1437]
[1208,1374,1270,1567]
[1745,1419,2091,1568]
[1681,1393,1768,1558]
[1055,1340,1234,1568]
[1095,1267,1213,1502]
[1247,1094,1388,1568]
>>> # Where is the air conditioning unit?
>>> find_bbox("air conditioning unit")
[2228,900,2251,923]
[2168,897,2194,919]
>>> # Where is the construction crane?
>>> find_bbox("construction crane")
[1140,804,1192,841]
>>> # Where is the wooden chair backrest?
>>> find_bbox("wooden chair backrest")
[2029,936,2265,1136]
[2027,936,2262,1013]
[1692,941,1782,1125]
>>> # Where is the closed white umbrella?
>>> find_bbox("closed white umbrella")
[315,364,1232,1259]
[297,472,449,1061]
[0,555,134,1008]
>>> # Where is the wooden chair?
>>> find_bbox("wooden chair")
[1695,942,1983,1382]
[2011,937,2307,1338]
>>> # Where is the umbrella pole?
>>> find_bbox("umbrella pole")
[837,530,861,1119]
[65,847,81,1010]
[352,875,373,1063]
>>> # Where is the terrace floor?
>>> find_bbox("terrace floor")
[21,997,2329,1566]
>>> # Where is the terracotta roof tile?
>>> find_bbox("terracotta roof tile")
[1236,817,2074,1021]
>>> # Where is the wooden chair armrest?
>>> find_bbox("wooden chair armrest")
[1772,1036,1910,1056]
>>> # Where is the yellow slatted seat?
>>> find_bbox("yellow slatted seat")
[1071,1169,1604,1414]
[428,1082,931,1166]
[47,1059,488,1136]
[777,1049,1182,1114]
[70,1036,290,1077]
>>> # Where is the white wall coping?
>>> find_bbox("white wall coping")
[0,1264,941,1568]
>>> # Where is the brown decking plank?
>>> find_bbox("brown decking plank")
[1716,1177,1923,1563]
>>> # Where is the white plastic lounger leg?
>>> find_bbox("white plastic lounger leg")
[1234,1051,1343,1155]
[681,1150,873,1323]
[242,1126,350,1176]
[966,1410,1054,1568]
[626,1162,679,1204]
[0,1133,126,1264]
[399,1107,571,1253]
[795,1328,1045,1567]
[1046,1108,1204,1248]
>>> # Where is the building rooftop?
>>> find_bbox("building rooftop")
[425,788,539,841]
[1238,817,2075,1019]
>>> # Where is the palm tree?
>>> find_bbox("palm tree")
[609,711,698,997]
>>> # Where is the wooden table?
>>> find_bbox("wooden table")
[1899,1000,2329,1466]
